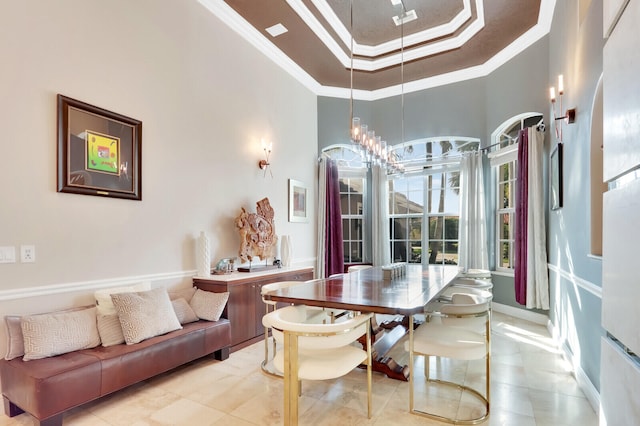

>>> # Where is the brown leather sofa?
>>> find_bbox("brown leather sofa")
[0,318,231,426]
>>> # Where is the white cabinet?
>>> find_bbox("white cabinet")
[603,0,640,181]
[601,338,640,425]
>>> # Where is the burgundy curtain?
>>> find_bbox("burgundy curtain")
[324,159,344,277]
[514,129,528,305]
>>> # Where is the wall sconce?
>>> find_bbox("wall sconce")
[258,139,273,178]
[549,74,577,141]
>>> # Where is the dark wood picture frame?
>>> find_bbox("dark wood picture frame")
[57,94,142,200]
[550,142,563,210]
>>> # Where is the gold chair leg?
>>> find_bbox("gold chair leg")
[409,314,415,413]
[409,315,491,424]
[283,331,299,426]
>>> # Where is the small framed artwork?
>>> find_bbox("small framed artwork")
[288,179,308,222]
[57,94,142,200]
[550,142,563,210]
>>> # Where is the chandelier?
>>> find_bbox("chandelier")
[349,0,406,174]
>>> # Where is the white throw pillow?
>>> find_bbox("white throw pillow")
[171,298,199,325]
[4,315,24,360]
[111,287,182,345]
[94,281,151,315]
[96,313,125,347]
[168,286,197,303]
[5,306,95,360]
[21,307,101,361]
[189,289,229,321]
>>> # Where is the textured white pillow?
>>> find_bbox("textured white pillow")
[4,316,24,360]
[6,306,95,360]
[171,298,199,325]
[111,287,182,345]
[189,289,229,321]
[96,313,125,347]
[168,286,197,303]
[95,281,151,315]
[21,307,101,361]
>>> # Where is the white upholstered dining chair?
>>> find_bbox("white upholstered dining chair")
[260,281,313,376]
[263,305,373,424]
[451,277,494,291]
[406,292,491,424]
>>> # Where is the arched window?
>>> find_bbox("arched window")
[321,145,368,264]
[488,113,543,273]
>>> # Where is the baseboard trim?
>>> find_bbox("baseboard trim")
[0,270,197,301]
[547,322,601,415]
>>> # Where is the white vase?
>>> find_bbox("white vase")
[196,231,211,277]
[281,235,292,267]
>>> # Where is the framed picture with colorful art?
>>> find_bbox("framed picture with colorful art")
[288,179,308,222]
[57,94,142,200]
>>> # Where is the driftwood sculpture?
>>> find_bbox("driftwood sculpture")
[235,197,277,263]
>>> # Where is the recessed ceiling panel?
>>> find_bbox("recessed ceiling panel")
[219,0,544,93]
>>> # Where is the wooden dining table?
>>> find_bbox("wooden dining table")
[263,263,460,425]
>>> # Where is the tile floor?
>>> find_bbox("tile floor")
[0,312,598,425]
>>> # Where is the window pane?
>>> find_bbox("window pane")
[428,240,443,264]
[393,218,408,239]
[351,194,363,214]
[500,214,511,239]
[502,182,511,208]
[349,178,364,193]
[350,219,362,240]
[342,218,349,239]
[406,191,424,213]
[340,194,349,214]
[429,216,441,239]
[499,164,509,182]
[500,242,510,268]
[393,241,406,262]
[409,241,422,263]
[350,242,362,263]
[428,188,443,214]
[343,242,350,262]
[444,216,459,240]
[443,241,459,265]
[392,192,409,214]
[409,217,422,240]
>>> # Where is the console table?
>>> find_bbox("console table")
[193,266,313,352]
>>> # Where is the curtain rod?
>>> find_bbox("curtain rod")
[480,118,545,153]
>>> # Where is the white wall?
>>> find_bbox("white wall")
[0,0,317,347]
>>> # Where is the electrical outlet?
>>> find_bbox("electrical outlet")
[20,245,35,263]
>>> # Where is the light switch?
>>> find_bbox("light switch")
[0,246,16,264]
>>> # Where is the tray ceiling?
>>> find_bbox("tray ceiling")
[200,0,554,99]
